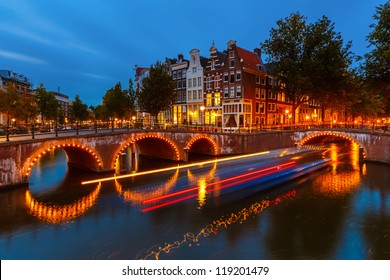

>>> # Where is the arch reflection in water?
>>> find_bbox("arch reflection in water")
[115,169,179,206]
[142,190,296,260]
[25,182,101,224]
[186,163,218,208]
[315,143,364,197]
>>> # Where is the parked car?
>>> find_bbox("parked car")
[10,126,29,134]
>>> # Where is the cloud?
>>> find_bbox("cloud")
[0,49,47,64]
[0,23,55,46]
[81,72,110,80]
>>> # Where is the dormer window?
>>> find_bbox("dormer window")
[229,51,234,58]
[257,64,262,71]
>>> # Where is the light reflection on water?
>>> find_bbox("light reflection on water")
[0,143,390,260]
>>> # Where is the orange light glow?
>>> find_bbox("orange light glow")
[141,161,295,212]
[25,183,101,224]
[142,190,296,260]
[82,151,271,185]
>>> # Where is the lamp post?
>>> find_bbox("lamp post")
[305,115,310,129]
[132,116,136,129]
[31,121,35,139]
[200,105,205,131]
[6,125,9,142]
[285,109,289,130]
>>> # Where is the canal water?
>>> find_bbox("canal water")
[0,142,390,260]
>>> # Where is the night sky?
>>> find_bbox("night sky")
[0,0,386,105]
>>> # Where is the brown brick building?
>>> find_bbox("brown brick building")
[219,40,268,130]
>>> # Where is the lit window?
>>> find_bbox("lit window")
[215,93,221,106]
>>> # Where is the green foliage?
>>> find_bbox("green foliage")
[102,82,133,120]
[92,104,108,121]
[261,12,355,122]
[136,61,175,122]
[0,83,19,126]
[364,1,390,112]
[70,94,89,122]
[15,90,39,126]
[35,83,60,124]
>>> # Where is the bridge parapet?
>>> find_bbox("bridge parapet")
[0,129,389,188]
[293,129,390,163]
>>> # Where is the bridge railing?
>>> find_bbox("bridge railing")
[1,121,389,143]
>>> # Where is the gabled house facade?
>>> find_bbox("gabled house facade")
[204,42,226,128]
[220,40,268,130]
[165,54,189,125]
[186,48,207,125]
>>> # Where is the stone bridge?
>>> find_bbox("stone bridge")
[0,129,389,188]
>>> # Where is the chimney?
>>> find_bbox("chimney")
[227,40,237,48]
[178,53,184,62]
[254,48,262,58]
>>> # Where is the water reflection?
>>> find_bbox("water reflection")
[25,183,101,224]
[314,143,364,197]
[187,163,218,208]
[142,190,296,260]
[1,143,390,260]
[115,169,179,206]
[28,149,68,194]
[25,148,102,224]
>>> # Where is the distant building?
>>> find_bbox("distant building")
[134,67,150,122]
[0,70,34,125]
[0,70,33,94]
[51,91,70,122]
[165,54,189,124]
[134,67,150,91]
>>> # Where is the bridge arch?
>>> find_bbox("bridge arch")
[297,131,367,155]
[185,134,219,155]
[23,142,103,180]
[111,134,181,170]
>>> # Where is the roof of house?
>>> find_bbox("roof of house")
[236,47,266,75]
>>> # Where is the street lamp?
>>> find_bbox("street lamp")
[200,105,205,131]
[305,115,310,129]
[285,109,289,130]
[132,116,136,129]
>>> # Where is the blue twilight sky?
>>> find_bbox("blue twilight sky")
[0,0,387,105]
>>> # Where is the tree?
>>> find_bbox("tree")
[304,16,355,120]
[91,104,108,121]
[102,82,133,128]
[261,12,355,123]
[70,94,89,123]
[15,90,39,127]
[364,1,390,113]
[261,13,309,124]
[0,82,19,128]
[136,61,175,123]
[35,83,60,126]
